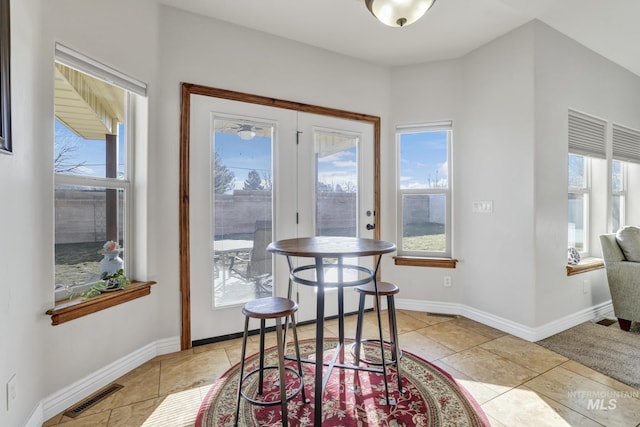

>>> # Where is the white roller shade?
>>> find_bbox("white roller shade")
[397,120,452,133]
[568,111,606,159]
[612,123,640,164]
[55,43,147,97]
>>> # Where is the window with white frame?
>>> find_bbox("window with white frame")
[567,111,606,255]
[396,122,452,258]
[53,44,146,301]
[567,153,590,253]
[567,111,640,261]
[611,123,640,231]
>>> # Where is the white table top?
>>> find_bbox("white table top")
[213,239,253,253]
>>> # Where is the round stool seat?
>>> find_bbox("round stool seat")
[235,296,308,426]
[242,297,298,319]
[355,281,399,296]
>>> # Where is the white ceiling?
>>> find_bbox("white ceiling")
[158,0,640,76]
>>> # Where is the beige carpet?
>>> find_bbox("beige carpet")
[537,320,640,389]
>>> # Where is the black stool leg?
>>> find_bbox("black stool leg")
[275,317,288,427]
[290,312,309,403]
[387,295,405,393]
[258,319,266,395]
[234,316,250,426]
[372,283,393,405]
[353,291,366,365]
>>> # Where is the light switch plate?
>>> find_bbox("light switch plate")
[472,200,493,213]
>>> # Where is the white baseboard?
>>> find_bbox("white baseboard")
[530,300,614,341]
[26,336,180,426]
[395,298,614,342]
[24,402,43,427]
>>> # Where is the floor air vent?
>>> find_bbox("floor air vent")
[64,383,124,418]
[596,318,617,327]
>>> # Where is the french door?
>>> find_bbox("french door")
[292,114,375,323]
[188,94,375,342]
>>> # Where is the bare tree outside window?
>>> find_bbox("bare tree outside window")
[214,152,235,193]
[54,141,87,174]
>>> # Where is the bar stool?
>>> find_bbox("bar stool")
[234,297,307,427]
[352,281,404,393]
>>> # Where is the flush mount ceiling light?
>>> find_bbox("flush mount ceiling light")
[365,0,436,27]
[236,125,256,140]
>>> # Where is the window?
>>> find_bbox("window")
[567,111,606,255]
[611,123,640,232]
[53,44,146,301]
[396,122,452,258]
[568,154,589,252]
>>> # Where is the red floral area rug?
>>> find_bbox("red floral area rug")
[196,338,489,426]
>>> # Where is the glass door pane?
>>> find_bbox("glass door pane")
[212,118,273,307]
[315,131,358,237]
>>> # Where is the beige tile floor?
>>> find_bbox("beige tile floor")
[43,310,640,426]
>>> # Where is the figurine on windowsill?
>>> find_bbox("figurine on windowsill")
[77,241,129,298]
[98,240,124,275]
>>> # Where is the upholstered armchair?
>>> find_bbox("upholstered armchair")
[600,226,640,331]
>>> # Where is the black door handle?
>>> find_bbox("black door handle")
[366,223,375,230]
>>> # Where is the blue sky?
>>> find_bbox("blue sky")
[317,147,357,191]
[54,120,126,178]
[55,119,448,191]
[215,133,272,190]
[399,131,448,189]
[215,131,360,192]
[215,130,449,192]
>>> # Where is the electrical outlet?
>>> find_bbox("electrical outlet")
[443,276,452,287]
[6,374,16,411]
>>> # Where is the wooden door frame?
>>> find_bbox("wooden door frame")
[179,83,381,350]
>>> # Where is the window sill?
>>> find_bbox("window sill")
[46,280,156,325]
[566,258,604,276]
[393,256,457,268]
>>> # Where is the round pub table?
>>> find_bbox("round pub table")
[267,236,396,427]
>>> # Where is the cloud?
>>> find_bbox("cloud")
[401,181,429,190]
[76,166,94,175]
[318,151,354,163]
[333,160,357,168]
[437,161,448,177]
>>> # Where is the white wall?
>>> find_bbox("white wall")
[457,24,537,326]
[0,1,48,425]
[533,21,640,325]
[387,24,538,326]
[384,60,462,304]
[1,1,163,425]
[388,21,640,331]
